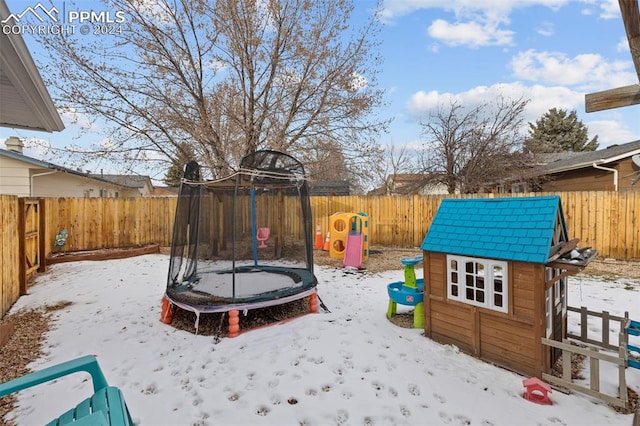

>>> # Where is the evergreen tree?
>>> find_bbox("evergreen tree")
[524,108,598,153]
[163,143,196,187]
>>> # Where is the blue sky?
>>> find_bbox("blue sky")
[1,0,639,182]
[372,0,639,150]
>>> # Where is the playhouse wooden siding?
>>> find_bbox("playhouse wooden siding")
[423,252,547,377]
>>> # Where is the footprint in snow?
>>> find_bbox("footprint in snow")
[433,392,446,403]
[439,411,452,424]
[453,414,471,425]
[407,383,421,396]
[335,409,349,424]
[400,406,411,417]
[255,405,270,416]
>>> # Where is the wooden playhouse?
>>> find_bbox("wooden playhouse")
[420,196,595,378]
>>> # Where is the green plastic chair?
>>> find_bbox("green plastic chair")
[0,355,133,426]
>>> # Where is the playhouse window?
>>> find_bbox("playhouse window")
[446,255,508,313]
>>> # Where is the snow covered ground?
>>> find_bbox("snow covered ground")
[3,254,639,425]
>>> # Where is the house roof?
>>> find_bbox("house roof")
[309,180,350,196]
[368,173,444,195]
[0,0,64,132]
[421,196,566,264]
[99,174,152,189]
[0,147,140,188]
[541,139,640,174]
[152,186,179,196]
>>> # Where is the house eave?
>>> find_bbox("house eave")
[545,149,640,174]
[0,0,65,132]
[0,148,139,188]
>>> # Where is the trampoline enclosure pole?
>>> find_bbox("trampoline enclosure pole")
[251,186,258,266]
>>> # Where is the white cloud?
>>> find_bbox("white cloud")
[349,72,369,92]
[380,0,568,22]
[584,119,637,147]
[405,81,639,146]
[536,21,554,37]
[427,18,514,47]
[595,0,620,19]
[380,1,569,49]
[406,82,583,131]
[130,0,174,23]
[617,37,630,53]
[509,49,636,91]
[59,107,99,131]
[580,7,593,16]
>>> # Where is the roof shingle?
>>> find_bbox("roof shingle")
[421,196,565,264]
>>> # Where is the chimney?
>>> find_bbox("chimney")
[5,136,24,154]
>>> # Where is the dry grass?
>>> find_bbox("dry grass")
[314,245,422,274]
[0,302,71,426]
[582,258,640,279]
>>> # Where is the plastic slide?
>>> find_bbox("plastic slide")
[343,232,364,269]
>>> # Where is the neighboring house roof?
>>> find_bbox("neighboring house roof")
[421,196,566,264]
[534,151,583,165]
[0,0,64,132]
[0,148,140,188]
[368,173,445,195]
[309,180,350,196]
[99,174,152,189]
[540,139,640,174]
[152,186,179,196]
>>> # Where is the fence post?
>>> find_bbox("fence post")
[581,306,588,341]
[589,347,599,392]
[38,198,46,273]
[602,311,610,348]
[17,198,26,295]
[619,331,628,409]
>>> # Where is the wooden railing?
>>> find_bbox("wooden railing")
[541,337,628,408]
[567,306,629,351]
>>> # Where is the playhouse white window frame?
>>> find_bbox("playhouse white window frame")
[446,255,508,313]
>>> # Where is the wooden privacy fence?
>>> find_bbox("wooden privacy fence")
[1,195,20,318]
[42,197,178,258]
[38,191,640,260]
[311,191,640,260]
[0,191,639,319]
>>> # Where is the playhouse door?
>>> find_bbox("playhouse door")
[547,274,565,366]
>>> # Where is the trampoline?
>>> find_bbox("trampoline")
[164,150,318,331]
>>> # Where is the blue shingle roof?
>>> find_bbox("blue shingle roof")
[420,196,565,264]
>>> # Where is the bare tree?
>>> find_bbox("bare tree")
[37,0,388,185]
[417,95,530,194]
[372,144,418,194]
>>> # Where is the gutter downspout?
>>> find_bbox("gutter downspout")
[30,170,57,196]
[592,162,618,191]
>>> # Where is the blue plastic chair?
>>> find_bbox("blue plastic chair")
[0,355,133,425]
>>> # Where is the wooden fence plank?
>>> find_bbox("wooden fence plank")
[24,192,640,259]
[2,191,640,320]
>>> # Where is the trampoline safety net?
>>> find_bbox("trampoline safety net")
[166,150,317,310]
